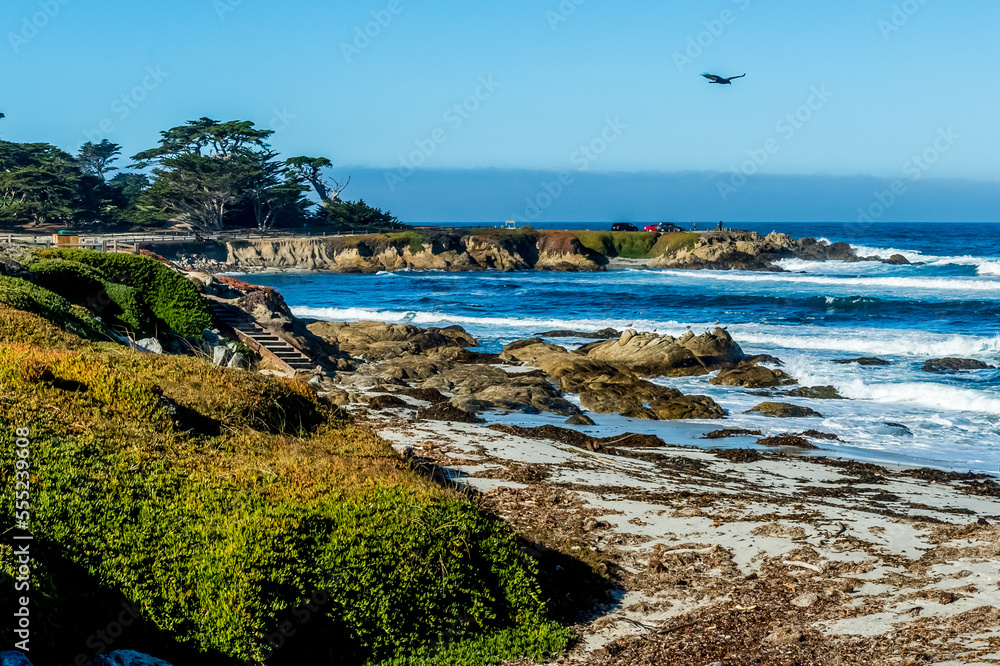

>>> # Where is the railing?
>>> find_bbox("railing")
[0,223,522,253]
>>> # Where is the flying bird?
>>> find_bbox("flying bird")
[702,73,746,85]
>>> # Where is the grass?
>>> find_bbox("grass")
[388,230,429,255]
[568,231,660,259]
[651,231,700,256]
[0,304,571,666]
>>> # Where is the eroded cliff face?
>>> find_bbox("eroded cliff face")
[223,232,606,273]
[149,228,869,274]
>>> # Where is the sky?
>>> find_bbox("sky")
[2,0,998,222]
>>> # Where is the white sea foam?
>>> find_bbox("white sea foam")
[293,306,1000,361]
[653,269,1000,292]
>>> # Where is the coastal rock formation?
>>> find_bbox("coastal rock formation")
[499,339,726,420]
[151,227,875,274]
[582,327,746,378]
[921,357,995,373]
[305,320,476,361]
[747,402,823,418]
[710,359,795,388]
[785,385,846,400]
[834,357,891,366]
[650,230,859,271]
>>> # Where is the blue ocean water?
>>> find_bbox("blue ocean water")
[242,222,1000,475]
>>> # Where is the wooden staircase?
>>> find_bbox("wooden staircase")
[209,302,317,374]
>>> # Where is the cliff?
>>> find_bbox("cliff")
[142,228,874,274]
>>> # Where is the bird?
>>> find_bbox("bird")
[702,73,746,85]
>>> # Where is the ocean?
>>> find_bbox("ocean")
[241,222,1000,476]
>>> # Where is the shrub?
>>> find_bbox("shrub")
[36,249,211,336]
[0,311,568,665]
[0,275,109,339]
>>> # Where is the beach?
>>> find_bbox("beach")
[362,395,1000,664]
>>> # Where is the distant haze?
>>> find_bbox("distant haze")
[345,168,1000,224]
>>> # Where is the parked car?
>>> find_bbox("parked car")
[642,223,684,233]
[611,223,638,232]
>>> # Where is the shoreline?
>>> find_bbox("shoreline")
[358,396,1000,664]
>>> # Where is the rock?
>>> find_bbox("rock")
[798,429,841,441]
[584,327,746,378]
[135,337,163,354]
[703,428,762,439]
[883,253,910,265]
[395,387,449,404]
[565,414,596,426]
[791,592,820,608]
[537,328,620,339]
[757,435,820,449]
[619,328,636,345]
[649,393,727,420]
[785,385,846,400]
[211,345,233,366]
[417,402,485,424]
[366,394,410,410]
[487,423,666,449]
[711,361,795,388]
[202,328,221,344]
[226,352,249,370]
[834,357,890,366]
[922,357,995,373]
[747,402,823,418]
[307,320,477,361]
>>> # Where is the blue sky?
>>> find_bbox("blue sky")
[2,0,998,221]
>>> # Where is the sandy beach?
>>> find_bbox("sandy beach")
[350,387,1000,665]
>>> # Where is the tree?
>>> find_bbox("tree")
[285,156,349,203]
[77,140,121,181]
[242,151,309,230]
[320,198,399,229]
[132,118,278,231]
[108,172,150,208]
[0,142,81,227]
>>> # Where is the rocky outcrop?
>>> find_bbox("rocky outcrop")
[581,328,746,378]
[499,339,726,420]
[710,359,795,388]
[305,320,476,361]
[746,402,823,418]
[834,357,890,366]
[650,230,860,271]
[154,227,877,274]
[921,357,995,373]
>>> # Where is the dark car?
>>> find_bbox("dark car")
[655,222,683,233]
[611,223,638,232]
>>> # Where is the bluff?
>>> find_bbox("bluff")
[142,228,869,274]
